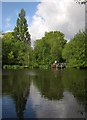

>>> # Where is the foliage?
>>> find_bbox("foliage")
[2,9,32,68]
[13,9,31,44]
[33,31,67,67]
[62,32,87,68]
[2,32,31,66]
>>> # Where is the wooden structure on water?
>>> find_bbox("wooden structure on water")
[51,62,66,69]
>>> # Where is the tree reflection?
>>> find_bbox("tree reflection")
[33,69,64,100]
[2,69,87,119]
[62,68,87,117]
[61,68,86,103]
[2,70,31,119]
[32,68,87,118]
[85,78,87,118]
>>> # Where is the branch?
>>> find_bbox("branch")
[74,0,87,4]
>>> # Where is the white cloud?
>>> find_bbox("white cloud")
[5,18,11,22]
[26,16,31,26]
[5,17,11,28]
[5,30,12,33]
[28,83,84,118]
[29,0,85,45]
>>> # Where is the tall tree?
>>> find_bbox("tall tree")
[14,9,31,44]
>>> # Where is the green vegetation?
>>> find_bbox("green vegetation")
[2,9,32,69]
[2,9,87,69]
[13,9,30,43]
[32,31,66,68]
[62,32,87,68]
[2,32,31,67]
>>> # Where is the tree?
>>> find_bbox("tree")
[33,31,66,68]
[2,32,14,65]
[44,31,66,62]
[2,9,32,68]
[62,32,87,68]
[2,32,31,66]
[33,39,51,66]
[13,9,31,44]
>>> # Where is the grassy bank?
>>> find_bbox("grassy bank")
[3,64,50,70]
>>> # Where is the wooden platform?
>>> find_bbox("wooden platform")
[51,63,66,69]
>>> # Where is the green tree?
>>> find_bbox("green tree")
[33,31,66,68]
[2,9,32,68]
[62,32,87,68]
[14,9,31,44]
[2,32,14,65]
[2,32,31,66]
[33,39,51,66]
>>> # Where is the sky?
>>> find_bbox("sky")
[2,2,39,31]
[2,0,85,45]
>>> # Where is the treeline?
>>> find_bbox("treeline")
[32,31,66,68]
[32,31,87,69]
[2,9,87,69]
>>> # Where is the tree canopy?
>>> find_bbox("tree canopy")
[32,31,67,68]
[13,9,31,44]
[62,32,87,68]
[2,32,31,66]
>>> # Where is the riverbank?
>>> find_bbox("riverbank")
[2,64,50,70]
[2,64,87,70]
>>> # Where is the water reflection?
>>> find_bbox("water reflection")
[0,69,2,120]
[2,70,31,119]
[33,69,64,100]
[2,69,87,118]
[85,78,87,119]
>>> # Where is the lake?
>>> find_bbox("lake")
[2,68,87,119]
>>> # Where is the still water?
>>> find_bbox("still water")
[2,68,87,119]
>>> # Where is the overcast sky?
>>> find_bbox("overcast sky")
[2,0,85,45]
